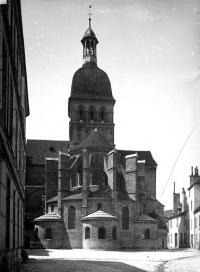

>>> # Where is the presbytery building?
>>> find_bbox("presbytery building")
[25,17,167,250]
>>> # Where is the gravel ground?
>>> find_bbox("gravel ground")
[162,255,200,272]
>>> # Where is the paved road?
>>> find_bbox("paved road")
[20,248,200,272]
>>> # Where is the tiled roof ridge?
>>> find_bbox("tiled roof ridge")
[27,139,68,142]
[134,213,157,221]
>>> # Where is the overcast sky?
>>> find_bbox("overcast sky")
[21,0,200,210]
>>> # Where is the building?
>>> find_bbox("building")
[0,0,29,271]
[167,167,200,249]
[188,167,200,249]
[25,17,167,250]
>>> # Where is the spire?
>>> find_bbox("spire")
[81,4,98,65]
[88,4,93,27]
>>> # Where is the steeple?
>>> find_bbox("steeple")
[81,5,99,65]
[68,7,115,149]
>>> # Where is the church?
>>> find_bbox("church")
[25,16,167,250]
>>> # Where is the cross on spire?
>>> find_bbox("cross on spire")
[88,4,93,27]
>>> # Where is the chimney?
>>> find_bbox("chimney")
[182,187,186,212]
[58,152,71,216]
[125,153,138,201]
[190,166,199,186]
[107,148,119,213]
[195,166,199,176]
[173,182,180,214]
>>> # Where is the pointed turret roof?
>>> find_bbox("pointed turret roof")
[81,26,98,44]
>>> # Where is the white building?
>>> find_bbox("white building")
[167,166,200,249]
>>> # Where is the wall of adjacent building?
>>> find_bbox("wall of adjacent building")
[194,210,200,249]
[0,1,29,270]
[167,213,187,249]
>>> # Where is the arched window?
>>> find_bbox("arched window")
[90,41,94,55]
[90,110,94,121]
[122,206,129,230]
[45,228,52,239]
[145,228,150,239]
[86,40,90,55]
[68,206,76,229]
[112,227,117,240]
[51,205,54,213]
[103,172,108,186]
[85,227,90,239]
[80,109,83,121]
[100,111,104,121]
[98,227,106,239]
[97,203,102,210]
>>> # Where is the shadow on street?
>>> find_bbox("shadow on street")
[21,258,149,272]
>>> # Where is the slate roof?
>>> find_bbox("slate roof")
[168,211,186,220]
[34,212,62,221]
[70,129,114,154]
[70,62,115,101]
[134,214,157,222]
[46,196,58,203]
[82,209,118,221]
[62,193,83,200]
[26,139,69,164]
[194,205,200,214]
[118,150,157,167]
[164,209,173,218]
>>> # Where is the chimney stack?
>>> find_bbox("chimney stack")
[173,182,180,214]
[182,187,186,212]
[190,166,199,186]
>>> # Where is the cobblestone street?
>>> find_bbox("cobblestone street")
[20,249,200,272]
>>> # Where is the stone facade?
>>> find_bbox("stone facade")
[32,135,166,250]
[0,1,29,271]
[26,18,167,250]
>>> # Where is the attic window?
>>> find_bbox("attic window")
[49,147,56,152]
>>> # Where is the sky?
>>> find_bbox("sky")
[21,0,200,210]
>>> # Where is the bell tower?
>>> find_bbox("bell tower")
[81,7,98,65]
[68,7,115,149]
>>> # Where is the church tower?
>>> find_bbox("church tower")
[68,11,115,149]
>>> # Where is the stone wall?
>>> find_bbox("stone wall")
[35,221,67,249]
[46,159,58,200]
[82,221,118,250]
[26,164,45,186]
[145,167,156,198]
[63,200,83,248]
[87,198,112,214]
[133,221,157,249]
